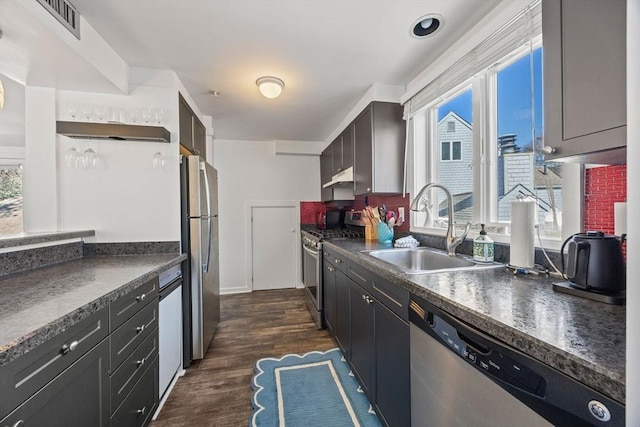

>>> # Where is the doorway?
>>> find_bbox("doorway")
[248,202,299,291]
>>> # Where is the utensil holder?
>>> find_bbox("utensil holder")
[365,224,378,242]
[377,222,394,244]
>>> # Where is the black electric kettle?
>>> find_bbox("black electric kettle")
[560,231,626,294]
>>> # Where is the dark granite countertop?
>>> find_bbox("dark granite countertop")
[323,238,625,404]
[0,230,96,249]
[0,253,186,366]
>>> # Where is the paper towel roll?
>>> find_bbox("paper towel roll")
[510,198,536,268]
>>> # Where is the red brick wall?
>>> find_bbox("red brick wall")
[584,165,627,234]
[300,201,325,226]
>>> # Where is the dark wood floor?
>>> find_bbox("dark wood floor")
[152,288,336,427]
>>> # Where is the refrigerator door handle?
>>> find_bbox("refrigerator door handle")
[201,161,213,273]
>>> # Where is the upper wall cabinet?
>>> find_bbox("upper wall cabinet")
[354,102,405,195]
[179,93,207,159]
[542,0,626,163]
[331,127,354,176]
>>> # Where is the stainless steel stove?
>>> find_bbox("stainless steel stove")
[301,211,365,328]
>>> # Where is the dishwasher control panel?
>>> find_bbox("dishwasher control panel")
[431,313,545,397]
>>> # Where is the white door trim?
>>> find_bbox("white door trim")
[245,200,301,292]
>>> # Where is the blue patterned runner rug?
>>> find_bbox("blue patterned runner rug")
[250,348,382,426]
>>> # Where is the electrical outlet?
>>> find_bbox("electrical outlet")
[398,207,405,222]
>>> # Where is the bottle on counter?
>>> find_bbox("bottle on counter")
[473,224,494,263]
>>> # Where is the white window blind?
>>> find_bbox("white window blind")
[403,0,541,118]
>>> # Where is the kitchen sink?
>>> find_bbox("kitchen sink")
[361,247,503,274]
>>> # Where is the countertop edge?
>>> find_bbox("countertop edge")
[0,254,186,366]
[324,241,625,404]
[0,230,96,250]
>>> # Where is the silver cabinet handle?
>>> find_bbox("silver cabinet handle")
[323,251,330,256]
[136,293,146,302]
[61,340,79,355]
[335,258,342,264]
[363,295,374,304]
[327,266,336,272]
[136,325,145,333]
[137,406,147,416]
[11,420,25,427]
[367,187,372,192]
[137,358,146,367]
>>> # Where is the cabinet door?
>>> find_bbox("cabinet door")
[0,340,110,427]
[320,147,333,202]
[323,261,337,332]
[178,95,194,151]
[354,106,373,195]
[348,280,374,398]
[561,0,626,141]
[341,126,354,171]
[193,117,206,158]
[334,270,350,356]
[374,303,410,427]
[331,135,343,174]
[542,0,626,161]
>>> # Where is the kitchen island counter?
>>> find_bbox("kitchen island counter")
[323,238,625,404]
[0,253,186,366]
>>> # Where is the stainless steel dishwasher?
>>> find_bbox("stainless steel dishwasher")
[409,294,624,426]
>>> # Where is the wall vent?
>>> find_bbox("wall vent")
[36,0,81,40]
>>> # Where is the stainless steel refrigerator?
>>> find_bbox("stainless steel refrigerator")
[180,155,220,362]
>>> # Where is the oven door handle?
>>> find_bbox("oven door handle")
[302,245,319,259]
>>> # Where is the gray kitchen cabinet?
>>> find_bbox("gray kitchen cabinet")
[374,301,410,427]
[0,339,110,427]
[348,280,375,398]
[542,0,626,163]
[320,145,334,202]
[110,355,158,427]
[353,102,405,195]
[0,307,109,419]
[321,127,356,202]
[179,93,207,159]
[323,246,350,354]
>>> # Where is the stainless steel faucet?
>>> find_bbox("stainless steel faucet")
[410,183,471,256]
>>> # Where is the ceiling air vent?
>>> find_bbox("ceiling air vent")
[36,0,81,40]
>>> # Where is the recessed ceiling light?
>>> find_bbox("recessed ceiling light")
[256,76,285,99]
[410,14,443,38]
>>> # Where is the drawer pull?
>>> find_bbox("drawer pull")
[335,258,342,264]
[136,325,145,334]
[137,358,146,367]
[11,420,25,427]
[328,266,336,272]
[136,293,146,302]
[363,295,374,304]
[137,406,147,416]
[323,251,330,256]
[61,340,79,355]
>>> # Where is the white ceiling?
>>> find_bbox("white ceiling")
[3,0,503,143]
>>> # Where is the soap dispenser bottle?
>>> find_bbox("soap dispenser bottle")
[473,224,494,263]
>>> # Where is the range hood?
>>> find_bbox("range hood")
[322,166,354,188]
[56,121,170,142]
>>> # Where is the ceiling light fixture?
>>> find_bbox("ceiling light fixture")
[256,76,284,99]
[410,14,443,38]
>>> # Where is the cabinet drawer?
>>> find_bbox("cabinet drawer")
[322,246,347,273]
[110,301,158,371]
[110,356,158,427]
[346,261,373,293]
[0,339,110,427]
[110,329,158,414]
[110,276,158,332]
[370,275,409,322]
[0,307,109,419]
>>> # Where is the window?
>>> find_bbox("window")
[447,121,456,132]
[441,141,462,161]
[0,164,23,235]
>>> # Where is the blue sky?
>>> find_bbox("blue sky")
[438,48,543,149]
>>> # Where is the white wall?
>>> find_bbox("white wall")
[56,86,181,242]
[23,87,57,232]
[213,139,320,293]
[626,0,639,423]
